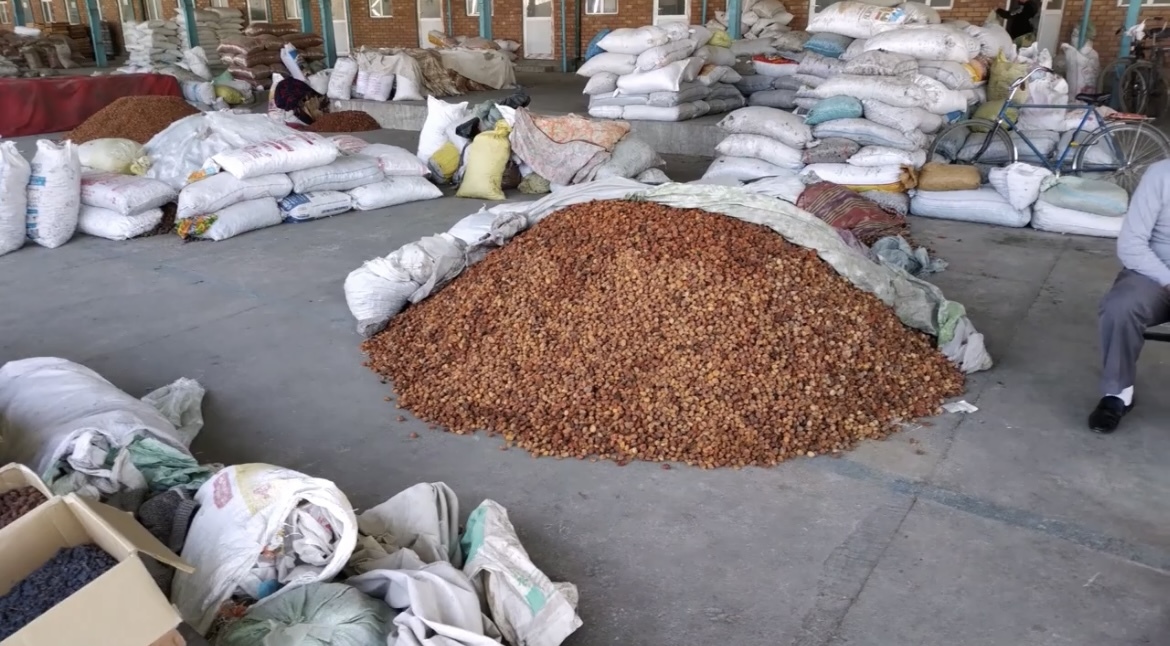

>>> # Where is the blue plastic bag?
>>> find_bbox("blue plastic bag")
[802,32,854,58]
[585,28,611,60]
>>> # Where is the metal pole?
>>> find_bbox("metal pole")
[727,0,741,39]
[701,0,707,26]
[298,0,312,33]
[178,0,198,47]
[319,0,335,66]
[84,0,106,66]
[1117,0,1139,55]
[445,0,452,34]
[478,0,491,39]
[574,0,581,69]
[12,0,25,27]
[559,0,567,72]
[1076,0,1092,48]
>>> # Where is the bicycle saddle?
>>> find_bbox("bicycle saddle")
[1076,92,1112,106]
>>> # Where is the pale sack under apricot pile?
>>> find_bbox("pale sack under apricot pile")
[363,200,964,468]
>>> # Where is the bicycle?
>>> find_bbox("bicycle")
[928,66,1170,194]
[1096,18,1170,116]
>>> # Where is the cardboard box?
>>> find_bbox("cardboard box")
[0,494,194,646]
[0,463,51,500]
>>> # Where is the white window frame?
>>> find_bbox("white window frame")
[285,0,299,18]
[466,0,493,16]
[0,0,11,23]
[1119,0,1170,5]
[247,0,269,22]
[585,0,616,15]
[40,0,52,21]
[923,0,953,8]
[145,0,163,20]
[66,0,80,23]
[369,0,391,17]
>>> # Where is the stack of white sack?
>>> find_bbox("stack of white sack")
[335,50,426,102]
[174,132,340,240]
[120,20,183,72]
[210,6,245,42]
[579,24,746,121]
[175,7,222,51]
[705,0,796,41]
[78,171,176,240]
[701,106,812,195]
[1032,175,1130,237]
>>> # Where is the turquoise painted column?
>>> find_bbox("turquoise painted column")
[84,0,106,66]
[319,0,336,66]
[727,0,742,39]
[1116,0,1140,55]
[177,0,198,46]
[12,0,25,26]
[298,0,313,33]
[478,0,492,39]
[559,0,567,72]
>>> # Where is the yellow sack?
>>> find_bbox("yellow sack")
[429,141,461,183]
[843,166,917,193]
[917,162,981,191]
[988,51,1029,102]
[215,84,246,105]
[709,31,732,48]
[972,100,1017,131]
[456,121,512,201]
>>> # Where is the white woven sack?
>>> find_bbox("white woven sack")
[747,89,797,109]
[213,133,340,179]
[752,57,798,77]
[862,26,978,63]
[587,105,624,119]
[796,52,841,78]
[899,1,941,24]
[635,39,695,72]
[911,187,1031,227]
[1031,200,1123,238]
[802,75,925,108]
[288,155,383,193]
[279,191,354,221]
[861,99,943,134]
[418,96,470,162]
[965,23,1013,58]
[839,38,869,62]
[577,52,636,76]
[729,39,776,57]
[193,197,282,240]
[806,1,908,39]
[696,65,740,86]
[703,155,791,181]
[848,146,926,168]
[987,163,1052,210]
[917,60,976,90]
[801,163,905,186]
[597,26,670,55]
[0,141,30,256]
[617,59,691,93]
[583,72,619,94]
[812,118,920,151]
[80,172,176,215]
[751,0,787,18]
[621,102,710,121]
[78,205,163,240]
[26,140,81,249]
[358,144,430,177]
[718,106,811,148]
[717,133,803,170]
[329,57,357,99]
[696,45,736,67]
[742,173,805,203]
[841,50,918,77]
[177,172,292,219]
[348,176,443,210]
[393,74,424,101]
[593,137,664,179]
[912,74,968,115]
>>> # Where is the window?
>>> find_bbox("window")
[40,0,52,21]
[117,0,135,22]
[0,1,10,24]
[369,0,390,17]
[66,0,80,23]
[466,0,493,16]
[145,0,163,20]
[922,0,952,7]
[285,0,299,18]
[247,0,269,21]
[526,0,549,17]
[211,0,228,6]
[1119,0,1170,5]
[586,0,616,14]
[809,0,833,14]
[655,0,685,17]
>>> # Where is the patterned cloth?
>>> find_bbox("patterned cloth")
[796,182,908,245]
[530,113,630,151]
[510,108,610,185]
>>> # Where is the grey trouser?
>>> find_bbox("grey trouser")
[1099,269,1170,395]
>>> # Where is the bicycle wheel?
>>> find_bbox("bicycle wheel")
[1073,121,1170,193]
[927,119,1016,167]
[1097,57,1133,99]
[1119,62,1153,115]
[1149,69,1170,118]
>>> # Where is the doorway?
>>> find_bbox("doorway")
[332,0,350,55]
[1035,0,1064,56]
[523,0,552,59]
[653,0,687,25]
[418,0,442,48]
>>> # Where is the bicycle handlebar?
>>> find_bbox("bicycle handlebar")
[1010,66,1054,89]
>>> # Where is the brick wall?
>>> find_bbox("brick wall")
[349,0,418,47]
[1058,0,1170,64]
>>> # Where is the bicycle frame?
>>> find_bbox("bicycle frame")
[986,101,1104,173]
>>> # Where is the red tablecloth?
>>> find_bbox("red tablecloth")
[0,74,183,138]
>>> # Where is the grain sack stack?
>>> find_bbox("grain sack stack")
[210,7,245,43]
[122,20,182,72]
[579,24,745,121]
[702,106,810,187]
[218,34,282,88]
[705,0,796,42]
[175,7,222,52]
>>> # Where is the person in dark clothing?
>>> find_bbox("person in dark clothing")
[274,78,329,125]
[996,0,1038,40]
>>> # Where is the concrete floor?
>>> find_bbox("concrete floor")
[2,130,1169,645]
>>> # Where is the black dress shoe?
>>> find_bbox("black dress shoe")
[1088,396,1133,434]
